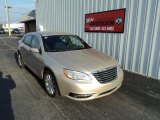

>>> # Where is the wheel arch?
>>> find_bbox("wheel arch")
[42,66,61,95]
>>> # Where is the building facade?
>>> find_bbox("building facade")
[36,0,160,80]
[20,10,36,33]
[23,20,36,33]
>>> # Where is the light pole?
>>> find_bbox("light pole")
[5,0,11,36]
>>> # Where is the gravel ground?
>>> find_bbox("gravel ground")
[0,34,160,120]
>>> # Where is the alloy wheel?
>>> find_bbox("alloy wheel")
[44,73,56,96]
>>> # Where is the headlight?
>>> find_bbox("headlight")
[63,69,91,81]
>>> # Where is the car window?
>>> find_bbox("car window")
[23,35,32,47]
[31,36,41,49]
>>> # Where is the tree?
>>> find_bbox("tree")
[0,24,2,29]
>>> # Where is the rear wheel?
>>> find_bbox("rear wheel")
[17,52,24,68]
[43,70,58,97]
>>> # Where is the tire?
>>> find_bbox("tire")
[17,52,24,68]
[43,70,58,97]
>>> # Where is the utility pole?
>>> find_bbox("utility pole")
[5,0,11,36]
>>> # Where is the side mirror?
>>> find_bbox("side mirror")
[30,48,39,53]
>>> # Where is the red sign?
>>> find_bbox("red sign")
[85,9,126,33]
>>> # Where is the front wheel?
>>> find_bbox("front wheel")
[43,71,58,97]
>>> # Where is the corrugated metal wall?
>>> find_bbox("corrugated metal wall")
[36,0,160,80]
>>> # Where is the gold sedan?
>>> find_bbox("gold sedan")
[17,32,123,101]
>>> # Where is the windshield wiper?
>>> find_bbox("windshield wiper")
[48,49,71,52]
[48,50,61,52]
[74,48,84,50]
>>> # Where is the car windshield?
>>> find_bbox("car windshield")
[42,35,91,52]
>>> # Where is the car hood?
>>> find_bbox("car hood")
[47,48,118,72]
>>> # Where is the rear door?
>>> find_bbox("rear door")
[20,35,32,66]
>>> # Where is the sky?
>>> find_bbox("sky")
[0,0,35,24]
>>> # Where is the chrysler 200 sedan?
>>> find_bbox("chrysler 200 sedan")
[17,32,123,101]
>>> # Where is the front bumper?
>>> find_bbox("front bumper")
[58,68,124,101]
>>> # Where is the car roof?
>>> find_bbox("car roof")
[38,32,74,36]
[25,32,75,38]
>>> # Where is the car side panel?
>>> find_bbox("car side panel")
[29,52,44,78]
[20,42,31,66]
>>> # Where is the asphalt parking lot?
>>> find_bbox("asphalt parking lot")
[0,34,160,120]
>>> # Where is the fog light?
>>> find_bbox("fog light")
[69,93,93,98]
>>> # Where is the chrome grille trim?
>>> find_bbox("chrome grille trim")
[92,67,117,83]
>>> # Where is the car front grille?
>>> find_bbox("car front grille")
[92,67,117,83]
